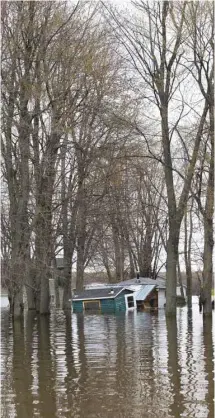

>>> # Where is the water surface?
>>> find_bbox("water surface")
[1,297,214,418]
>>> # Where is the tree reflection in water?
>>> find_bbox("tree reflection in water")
[203,316,214,418]
[166,315,184,418]
[0,303,214,418]
[13,315,34,418]
[37,315,57,418]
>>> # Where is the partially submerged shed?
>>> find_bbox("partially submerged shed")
[72,287,135,313]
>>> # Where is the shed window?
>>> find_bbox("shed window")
[83,300,101,311]
[127,296,134,308]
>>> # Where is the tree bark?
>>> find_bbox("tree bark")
[165,229,179,315]
[184,203,193,309]
[202,108,214,315]
[76,229,86,291]
[177,263,185,299]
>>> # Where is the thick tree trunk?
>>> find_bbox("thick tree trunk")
[40,275,50,315]
[9,256,27,317]
[103,261,114,283]
[63,277,72,309]
[26,263,36,310]
[76,184,86,292]
[184,206,193,309]
[61,138,73,309]
[75,151,87,292]
[35,237,50,314]
[76,236,85,291]
[34,207,51,315]
[141,228,152,278]
[51,258,60,308]
[177,263,185,299]
[165,230,179,315]
[203,316,214,417]
[112,222,124,282]
[13,287,24,318]
[202,107,214,316]
[76,195,86,291]
[63,261,72,310]
[128,248,135,279]
[202,214,213,315]
[9,294,23,318]
[55,277,60,309]
[26,285,36,310]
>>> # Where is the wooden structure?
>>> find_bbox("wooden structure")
[72,287,134,313]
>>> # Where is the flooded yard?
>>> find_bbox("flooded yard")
[1,297,214,418]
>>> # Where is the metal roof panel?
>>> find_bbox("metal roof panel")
[135,284,156,301]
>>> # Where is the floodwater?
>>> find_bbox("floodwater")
[1,297,214,418]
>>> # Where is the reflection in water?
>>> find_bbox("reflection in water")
[166,315,184,418]
[1,299,214,418]
[203,316,214,418]
[37,316,57,418]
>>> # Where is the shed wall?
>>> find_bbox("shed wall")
[101,299,115,313]
[72,290,133,313]
[73,300,83,312]
[115,293,127,311]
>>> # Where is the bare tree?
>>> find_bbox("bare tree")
[102,0,210,314]
[183,2,214,314]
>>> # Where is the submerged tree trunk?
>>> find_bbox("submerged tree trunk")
[184,203,193,309]
[25,260,36,310]
[177,263,185,299]
[35,212,51,315]
[55,279,60,309]
[165,229,179,315]
[63,260,72,310]
[202,108,214,315]
[61,140,75,309]
[11,287,24,319]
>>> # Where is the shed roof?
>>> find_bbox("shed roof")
[72,286,132,301]
[118,277,166,289]
[136,284,156,301]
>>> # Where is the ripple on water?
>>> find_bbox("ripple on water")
[1,300,214,418]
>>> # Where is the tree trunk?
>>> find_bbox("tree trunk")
[13,287,24,319]
[76,233,85,291]
[112,221,124,282]
[141,225,153,277]
[184,205,193,309]
[55,280,60,309]
[128,248,135,279]
[40,275,50,315]
[202,107,214,316]
[26,284,36,310]
[76,183,86,292]
[202,213,213,315]
[165,229,179,315]
[34,196,51,315]
[35,233,50,314]
[76,196,86,291]
[25,262,36,310]
[63,265,72,310]
[103,261,114,283]
[177,263,185,299]
[203,316,214,417]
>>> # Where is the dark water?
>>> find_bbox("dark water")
[1,297,214,418]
